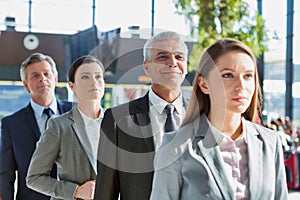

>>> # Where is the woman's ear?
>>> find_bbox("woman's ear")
[68,81,75,92]
[197,76,209,94]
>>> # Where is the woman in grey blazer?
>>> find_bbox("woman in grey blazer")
[26,56,105,200]
[150,38,288,200]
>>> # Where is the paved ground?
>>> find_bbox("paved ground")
[288,190,300,200]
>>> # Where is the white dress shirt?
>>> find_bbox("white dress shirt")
[78,107,104,169]
[148,88,186,149]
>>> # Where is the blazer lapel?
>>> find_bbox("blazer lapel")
[25,104,41,138]
[196,115,235,200]
[130,94,156,172]
[245,122,263,200]
[71,106,97,174]
[131,94,155,153]
[135,112,154,153]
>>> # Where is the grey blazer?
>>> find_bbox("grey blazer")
[26,105,97,200]
[150,114,288,200]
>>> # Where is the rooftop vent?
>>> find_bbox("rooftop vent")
[5,16,16,31]
[128,25,140,39]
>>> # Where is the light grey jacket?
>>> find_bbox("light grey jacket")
[150,114,288,200]
[26,105,98,200]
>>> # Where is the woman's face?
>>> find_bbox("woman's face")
[69,62,104,102]
[198,51,255,116]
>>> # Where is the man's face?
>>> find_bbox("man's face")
[23,60,58,102]
[144,39,188,91]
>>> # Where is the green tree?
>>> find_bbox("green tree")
[174,0,268,71]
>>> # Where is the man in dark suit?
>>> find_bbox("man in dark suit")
[94,31,189,200]
[0,53,73,200]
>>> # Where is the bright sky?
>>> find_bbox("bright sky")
[0,0,299,63]
[0,0,189,35]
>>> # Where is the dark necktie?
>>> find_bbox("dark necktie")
[43,108,54,128]
[164,104,176,132]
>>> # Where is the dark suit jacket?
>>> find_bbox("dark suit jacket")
[0,100,72,200]
[94,93,188,200]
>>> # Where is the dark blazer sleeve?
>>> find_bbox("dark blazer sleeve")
[0,116,17,200]
[0,100,72,200]
[94,108,120,200]
[0,105,41,200]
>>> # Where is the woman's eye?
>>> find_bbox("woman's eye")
[222,73,233,78]
[81,75,89,79]
[96,75,103,79]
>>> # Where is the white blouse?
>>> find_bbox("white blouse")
[208,117,249,200]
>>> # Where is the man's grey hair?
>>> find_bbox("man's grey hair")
[143,31,188,62]
[20,53,58,81]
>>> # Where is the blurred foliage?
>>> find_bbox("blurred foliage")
[174,0,269,71]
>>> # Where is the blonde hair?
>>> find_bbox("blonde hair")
[181,38,262,127]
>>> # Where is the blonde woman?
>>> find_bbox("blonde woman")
[150,38,288,200]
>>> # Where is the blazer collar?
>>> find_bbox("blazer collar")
[132,92,150,113]
[196,115,263,200]
[70,106,97,174]
[245,122,263,199]
[27,99,69,138]
[196,114,235,199]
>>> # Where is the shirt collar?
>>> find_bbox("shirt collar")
[148,87,183,115]
[77,106,104,127]
[205,115,247,145]
[30,99,57,117]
